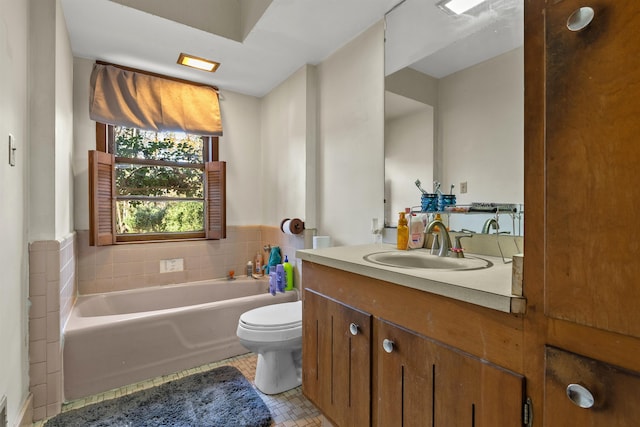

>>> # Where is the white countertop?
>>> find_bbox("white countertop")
[296,243,525,314]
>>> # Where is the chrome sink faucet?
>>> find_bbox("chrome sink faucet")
[424,219,451,257]
[482,218,498,234]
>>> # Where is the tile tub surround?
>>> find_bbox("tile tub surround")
[76,225,306,295]
[29,233,77,421]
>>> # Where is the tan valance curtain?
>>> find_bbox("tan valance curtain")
[89,63,222,136]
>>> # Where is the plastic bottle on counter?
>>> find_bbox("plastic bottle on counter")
[408,213,426,249]
[396,211,409,250]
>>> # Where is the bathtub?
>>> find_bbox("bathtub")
[62,277,298,401]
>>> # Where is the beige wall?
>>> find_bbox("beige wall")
[54,2,74,238]
[385,105,434,224]
[0,0,31,425]
[438,47,524,206]
[260,64,317,229]
[30,0,75,241]
[317,21,385,246]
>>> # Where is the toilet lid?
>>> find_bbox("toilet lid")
[240,300,302,329]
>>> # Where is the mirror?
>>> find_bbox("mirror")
[384,0,524,236]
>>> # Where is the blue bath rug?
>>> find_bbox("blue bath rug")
[44,365,272,427]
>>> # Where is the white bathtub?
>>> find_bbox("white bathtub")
[62,277,298,400]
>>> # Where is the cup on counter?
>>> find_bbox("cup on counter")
[437,194,456,211]
[421,194,438,212]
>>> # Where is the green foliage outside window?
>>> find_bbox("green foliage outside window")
[114,127,205,234]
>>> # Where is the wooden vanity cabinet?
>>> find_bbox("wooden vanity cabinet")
[301,262,527,426]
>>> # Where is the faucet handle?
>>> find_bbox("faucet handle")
[452,234,473,258]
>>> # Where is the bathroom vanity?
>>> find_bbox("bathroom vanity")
[297,244,527,426]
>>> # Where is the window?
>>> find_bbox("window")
[89,123,226,245]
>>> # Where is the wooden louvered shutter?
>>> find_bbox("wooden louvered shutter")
[205,161,226,239]
[89,150,116,246]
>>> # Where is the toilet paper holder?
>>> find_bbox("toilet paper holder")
[280,218,305,235]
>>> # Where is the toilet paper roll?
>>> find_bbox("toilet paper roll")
[281,218,305,235]
[313,236,331,249]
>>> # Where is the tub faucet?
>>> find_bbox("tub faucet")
[424,219,451,257]
[482,218,499,234]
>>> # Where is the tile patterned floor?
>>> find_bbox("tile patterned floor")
[33,353,322,427]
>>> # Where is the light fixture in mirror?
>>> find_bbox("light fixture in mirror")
[384,0,524,235]
[437,0,488,16]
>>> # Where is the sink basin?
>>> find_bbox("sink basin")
[363,251,492,271]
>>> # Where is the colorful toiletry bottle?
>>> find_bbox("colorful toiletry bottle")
[276,264,285,293]
[408,212,425,249]
[246,261,253,278]
[255,252,263,276]
[397,211,409,250]
[283,255,294,291]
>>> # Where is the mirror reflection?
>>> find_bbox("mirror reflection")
[384,0,524,236]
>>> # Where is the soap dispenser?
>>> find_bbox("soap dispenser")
[408,212,426,249]
[397,211,409,250]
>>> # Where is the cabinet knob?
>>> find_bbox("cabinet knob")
[382,339,395,353]
[349,323,359,336]
[566,383,595,408]
[567,7,594,32]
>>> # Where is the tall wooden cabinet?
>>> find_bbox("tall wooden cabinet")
[526,0,640,424]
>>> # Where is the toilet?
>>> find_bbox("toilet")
[236,300,302,394]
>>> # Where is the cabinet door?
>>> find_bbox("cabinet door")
[376,320,435,427]
[302,289,372,427]
[545,346,640,426]
[377,319,524,427]
[544,0,640,337]
[433,342,524,427]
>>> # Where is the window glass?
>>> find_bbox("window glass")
[113,126,205,235]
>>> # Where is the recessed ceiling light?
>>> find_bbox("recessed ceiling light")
[437,0,487,15]
[177,53,220,72]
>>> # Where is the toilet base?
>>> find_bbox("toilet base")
[254,349,302,395]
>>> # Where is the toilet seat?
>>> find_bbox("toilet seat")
[237,301,302,343]
[239,300,302,329]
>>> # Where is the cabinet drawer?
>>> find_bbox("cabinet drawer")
[545,346,640,426]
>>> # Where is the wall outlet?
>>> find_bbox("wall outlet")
[460,181,468,194]
[160,258,184,273]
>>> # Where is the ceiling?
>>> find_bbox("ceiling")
[61,0,523,98]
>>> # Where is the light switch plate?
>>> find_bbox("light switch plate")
[8,134,16,167]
